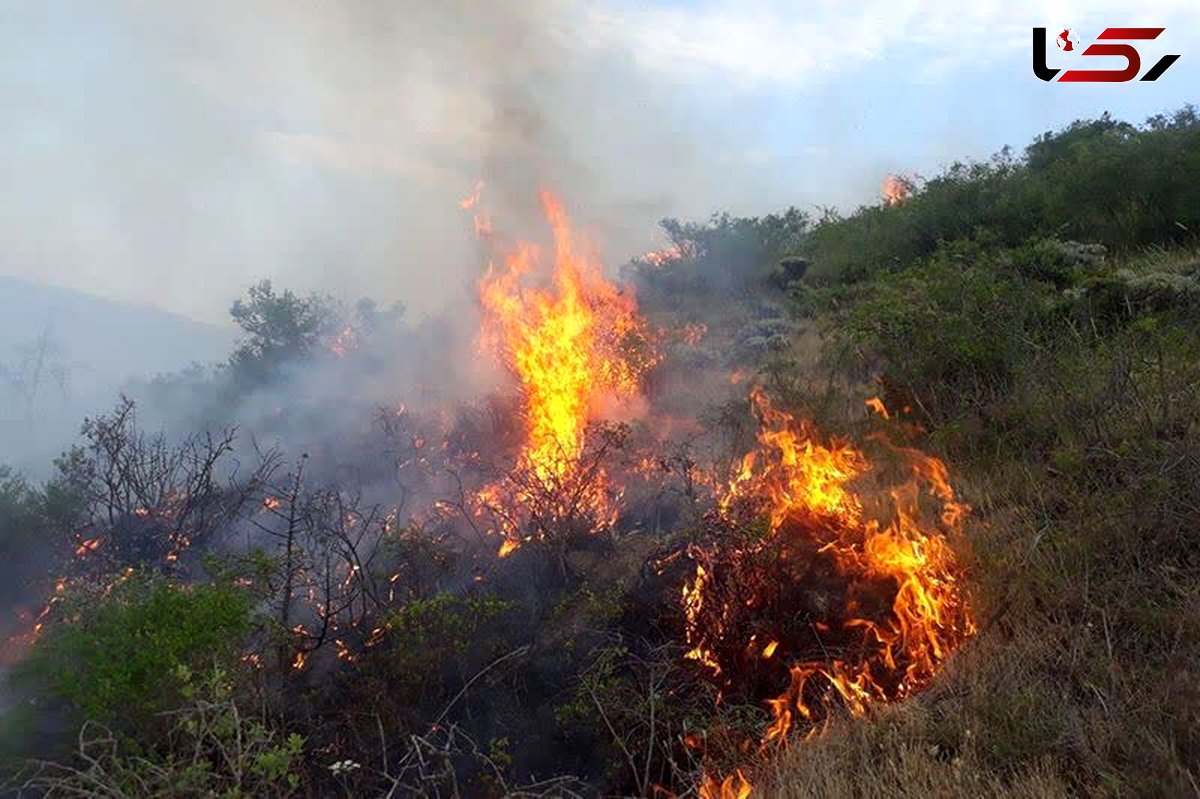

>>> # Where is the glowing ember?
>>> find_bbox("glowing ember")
[475,190,657,555]
[682,322,708,346]
[682,389,974,747]
[74,537,104,557]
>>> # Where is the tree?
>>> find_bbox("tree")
[229,280,335,384]
[0,466,55,606]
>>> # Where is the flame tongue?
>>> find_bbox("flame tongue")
[685,390,975,745]
[477,191,655,552]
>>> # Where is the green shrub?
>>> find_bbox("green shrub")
[25,578,252,725]
[376,592,514,697]
[20,665,306,798]
[835,253,1048,420]
[806,106,1200,284]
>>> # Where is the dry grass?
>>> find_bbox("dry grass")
[756,252,1200,797]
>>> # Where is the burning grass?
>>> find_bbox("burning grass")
[680,390,975,754]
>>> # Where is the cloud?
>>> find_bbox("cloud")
[578,0,1200,88]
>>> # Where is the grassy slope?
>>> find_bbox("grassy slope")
[754,116,1200,797]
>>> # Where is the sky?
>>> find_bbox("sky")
[2,0,1198,325]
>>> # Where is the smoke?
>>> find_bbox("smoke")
[0,0,784,329]
[0,0,763,477]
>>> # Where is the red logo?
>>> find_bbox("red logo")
[1034,27,1180,82]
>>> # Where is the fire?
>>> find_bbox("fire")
[865,396,890,420]
[460,179,493,237]
[881,174,912,206]
[681,322,708,346]
[476,191,657,555]
[720,389,867,528]
[459,179,485,210]
[74,537,104,557]
[639,245,684,267]
[330,325,357,357]
[699,769,752,799]
[683,388,974,747]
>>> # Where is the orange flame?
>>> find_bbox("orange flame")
[639,245,683,267]
[881,174,912,206]
[74,537,104,557]
[864,396,890,420]
[461,180,493,237]
[681,322,708,346]
[330,326,357,358]
[699,769,752,799]
[684,389,974,747]
[476,191,656,555]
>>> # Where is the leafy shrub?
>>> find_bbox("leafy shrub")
[19,665,306,798]
[25,578,252,725]
[371,592,514,701]
[0,467,59,606]
[806,106,1200,284]
[835,252,1048,421]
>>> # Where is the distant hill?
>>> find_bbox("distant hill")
[0,275,234,478]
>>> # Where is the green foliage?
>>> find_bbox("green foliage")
[229,279,336,384]
[378,592,513,693]
[25,578,252,725]
[0,467,46,561]
[635,208,810,299]
[834,245,1049,421]
[385,592,511,655]
[807,106,1200,283]
[21,665,306,797]
[0,466,71,605]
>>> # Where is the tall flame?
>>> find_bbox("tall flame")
[476,190,656,554]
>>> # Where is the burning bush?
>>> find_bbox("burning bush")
[679,390,975,746]
[6,187,981,799]
[474,190,659,558]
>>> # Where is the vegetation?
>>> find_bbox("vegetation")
[21,579,253,726]
[228,280,337,385]
[804,106,1200,282]
[750,108,1200,797]
[3,105,1199,796]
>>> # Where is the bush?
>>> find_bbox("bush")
[0,467,57,606]
[17,665,306,798]
[25,578,253,726]
[834,249,1049,421]
[806,106,1200,284]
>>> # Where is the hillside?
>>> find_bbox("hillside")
[2,107,1198,797]
[0,275,233,476]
